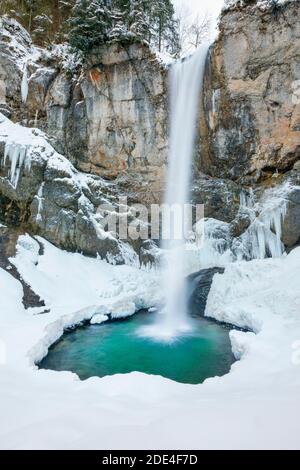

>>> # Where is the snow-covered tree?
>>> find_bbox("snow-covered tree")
[108,7,131,42]
[150,0,179,53]
[69,0,111,53]
[0,0,179,55]
[67,0,179,55]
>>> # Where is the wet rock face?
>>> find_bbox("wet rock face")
[46,43,168,205]
[281,172,300,249]
[201,1,300,182]
[27,67,58,113]
[0,115,141,264]
[191,175,241,223]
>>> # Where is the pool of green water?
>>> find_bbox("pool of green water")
[39,311,235,384]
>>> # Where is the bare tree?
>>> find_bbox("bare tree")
[188,13,211,50]
[176,6,211,57]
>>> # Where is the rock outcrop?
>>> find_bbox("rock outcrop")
[0,113,151,264]
[281,169,300,248]
[201,0,300,183]
[0,16,58,126]
[187,267,225,317]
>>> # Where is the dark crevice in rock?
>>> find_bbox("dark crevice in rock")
[32,236,45,257]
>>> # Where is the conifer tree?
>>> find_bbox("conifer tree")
[0,0,180,54]
[108,7,129,42]
[150,0,179,54]
[69,0,110,52]
[129,0,150,41]
[0,0,76,45]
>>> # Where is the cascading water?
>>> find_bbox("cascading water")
[157,45,209,339]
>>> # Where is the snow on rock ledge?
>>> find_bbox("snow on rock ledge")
[0,113,143,264]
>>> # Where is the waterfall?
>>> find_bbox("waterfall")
[158,45,209,338]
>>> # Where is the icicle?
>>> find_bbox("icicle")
[24,150,32,173]
[3,142,11,167]
[21,61,28,104]
[236,187,289,261]
[2,141,29,188]
[9,144,20,185]
[240,188,255,210]
[35,182,44,222]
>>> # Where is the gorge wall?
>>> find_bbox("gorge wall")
[46,43,168,205]
[201,0,300,183]
[1,2,300,260]
[1,17,169,205]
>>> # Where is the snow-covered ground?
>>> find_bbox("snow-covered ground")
[0,233,300,449]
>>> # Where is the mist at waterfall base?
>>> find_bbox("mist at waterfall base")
[140,46,209,341]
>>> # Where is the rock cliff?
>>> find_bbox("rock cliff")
[46,43,168,205]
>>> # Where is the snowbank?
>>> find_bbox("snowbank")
[0,232,300,449]
[9,234,161,363]
[223,0,296,12]
[0,112,79,189]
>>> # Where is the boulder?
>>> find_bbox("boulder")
[47,73,72,108]
[187,267,225,317]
